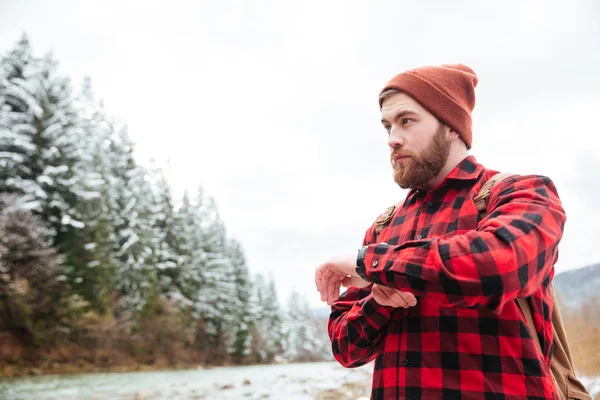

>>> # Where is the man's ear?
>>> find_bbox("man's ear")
[447,126,460,140]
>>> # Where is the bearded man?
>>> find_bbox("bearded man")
[314,64,567,400]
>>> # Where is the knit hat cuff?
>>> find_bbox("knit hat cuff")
[380,71,473,149]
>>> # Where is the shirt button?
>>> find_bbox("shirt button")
[417,235,423,239]
[427,201,433,206]
[372,260,378,267]
[403,359,409,366]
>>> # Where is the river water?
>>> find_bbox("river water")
[3,361,598,400]
[0,361,373,400]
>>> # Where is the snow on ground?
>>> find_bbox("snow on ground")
[580,375,600,398]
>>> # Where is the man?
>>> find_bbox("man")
[314,64,565,399]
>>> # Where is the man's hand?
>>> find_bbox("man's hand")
[315,253,369,305]
[372,284,417,308]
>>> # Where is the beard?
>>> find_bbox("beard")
[390,123,451,189]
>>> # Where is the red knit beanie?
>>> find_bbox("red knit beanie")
[379,64,478,149]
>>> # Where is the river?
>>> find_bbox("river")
[2,362,598,400]
[0,361,373,400]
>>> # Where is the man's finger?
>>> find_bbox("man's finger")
[333,279,342,302]
[318,269,329,302]
[371,285,386,306]
[315,267,323,292]
[395,290,417,306]
[372,285,417,308]
[330,281,341,306]
[372,285,394,306]
[378,285,409,308]
[327,275,338,305]
[320,278,328,302]
[391,288,417,307]
[378,284,417,306]
[317,266,334,301]
[382,287,408,308]
[391,290,412,308]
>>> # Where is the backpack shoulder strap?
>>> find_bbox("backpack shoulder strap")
[374,201,402,238]
[473,172,516,219]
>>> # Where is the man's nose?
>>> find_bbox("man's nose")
[388,128,406,149]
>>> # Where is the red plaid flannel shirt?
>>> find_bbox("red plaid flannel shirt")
[329,156,565,400]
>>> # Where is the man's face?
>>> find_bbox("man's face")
[380,92,451,189]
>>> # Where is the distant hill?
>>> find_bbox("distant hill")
[553,263,600,309]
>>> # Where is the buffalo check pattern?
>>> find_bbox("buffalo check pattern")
[329,156,565,400]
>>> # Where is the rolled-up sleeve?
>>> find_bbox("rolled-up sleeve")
[356,174,566,314]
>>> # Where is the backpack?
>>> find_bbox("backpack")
[373,172,592,400]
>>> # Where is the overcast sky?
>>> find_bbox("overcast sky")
[1,0,599,309]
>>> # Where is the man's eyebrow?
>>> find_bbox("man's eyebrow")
[381,110,416,124]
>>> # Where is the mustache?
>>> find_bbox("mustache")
[390,150,418,160]
[391,149,424,168]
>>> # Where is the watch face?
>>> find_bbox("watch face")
[356,247,366,266]
[355,264,368,281]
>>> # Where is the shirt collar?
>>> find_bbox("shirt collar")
[443,155,483,181]
[408,155,484,196]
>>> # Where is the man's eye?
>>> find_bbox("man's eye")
[384,125,391,133]
[402,118,412,125]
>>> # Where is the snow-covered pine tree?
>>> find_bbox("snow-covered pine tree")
[106,126,159,319]
[191,186,239,361]
[0,35,37,199]
[281,291,302,362]
[167,191,202,306]
[146,161,179,292]
[248,272,285,362]
[263,274,284,359]
[0,35,99,296]
[227,237,252,363]
[34,53,86,238]
[66,79,119,313]
[281,290,329,362]
[0,36,88,236]
[248,272,269,362]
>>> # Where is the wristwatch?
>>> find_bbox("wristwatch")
[356,246,369,281]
